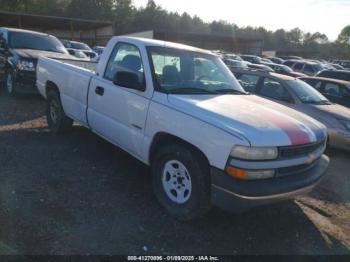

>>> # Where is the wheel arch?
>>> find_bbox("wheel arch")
[45,81,60,97]
[149,132,210,168]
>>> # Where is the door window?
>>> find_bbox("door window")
[104,43,144,83]
[260,78,292,102]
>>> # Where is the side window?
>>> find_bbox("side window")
[236,74,260,93]
[260,78,292,102]
[304,64,315,73]
[104,43,144,82]
[294,63,304,71]
[324,83,342,97]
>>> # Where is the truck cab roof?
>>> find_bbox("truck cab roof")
[115,36,213,54]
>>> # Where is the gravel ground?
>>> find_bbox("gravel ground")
[0,89,349,255]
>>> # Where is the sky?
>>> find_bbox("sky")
[133,0,350,41]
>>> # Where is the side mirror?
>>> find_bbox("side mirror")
[113,71,145,91]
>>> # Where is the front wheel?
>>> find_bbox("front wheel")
[152,144,211,221]
[5,71,16,96]
[46,91,73,133]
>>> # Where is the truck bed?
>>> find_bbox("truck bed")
[37,56,96,126]
[52,58,97,73]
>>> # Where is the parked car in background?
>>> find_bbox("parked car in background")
[299,76,350,108]
[0,27,73,95]
[333,60,350,70]
[283,59,299,68]
[66,48,90,60]
[263,63,306,77]
[246,62,274,72]
[291,61,324,76]
[92,46,105,56]
[265,56,285,64]
[261,58,273,63]
[233,70,350,151]
[61,40,98,60]
[332,64,345,70]
[37,36,329,220]
[316,70,350,82]
[240,55,262,64]
[279,56,303,61]
[224,53,243,61]
[223,58,249,69]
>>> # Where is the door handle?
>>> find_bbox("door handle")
[95,86,104,96]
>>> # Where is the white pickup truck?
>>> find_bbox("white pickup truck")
[37,36,330,220]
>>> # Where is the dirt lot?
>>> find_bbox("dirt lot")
[0,89,349,255]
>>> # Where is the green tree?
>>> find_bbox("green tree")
[337,26,350,45]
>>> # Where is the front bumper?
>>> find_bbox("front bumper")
[13,70,38,94]
[211,154,330,213]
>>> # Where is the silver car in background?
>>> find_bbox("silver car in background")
[232,69,350,151]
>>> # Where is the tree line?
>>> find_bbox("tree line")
[0,0,349,59]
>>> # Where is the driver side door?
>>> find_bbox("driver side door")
[87,42,150,158]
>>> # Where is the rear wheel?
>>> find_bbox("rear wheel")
[46,91,73,133]
[152,143,211,221]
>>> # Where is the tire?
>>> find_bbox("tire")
[46,90,73,133]
[152,143,211,221]
[5,71,16,96]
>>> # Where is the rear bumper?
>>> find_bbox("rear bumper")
[211,154,330,213]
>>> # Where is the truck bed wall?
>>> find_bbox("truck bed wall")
[37,57,94,126]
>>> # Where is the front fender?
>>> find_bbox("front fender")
[143,101,250,170]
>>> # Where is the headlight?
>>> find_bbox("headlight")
[339,119,350,131]
[230,146,278,160]
[17,60,36,71]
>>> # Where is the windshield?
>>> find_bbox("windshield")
[9,32,67,54]
[71,42,91,51]
[148,46,246,95]
[287,79,329,104]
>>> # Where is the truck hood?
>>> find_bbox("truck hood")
[167,94,326,147]
[13,49,74,60]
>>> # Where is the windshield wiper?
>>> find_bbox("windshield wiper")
[305,100,331,105]
[215,89,249,95]
[168,87,218,94]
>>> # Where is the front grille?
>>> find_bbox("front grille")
[277,158,319,176]
[278,140,325,159]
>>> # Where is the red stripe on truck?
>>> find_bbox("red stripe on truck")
[262,110,311,145]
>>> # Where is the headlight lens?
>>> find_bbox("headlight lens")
[17,60,36,71]
[339,119,350,131]
[231,146,278,160]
